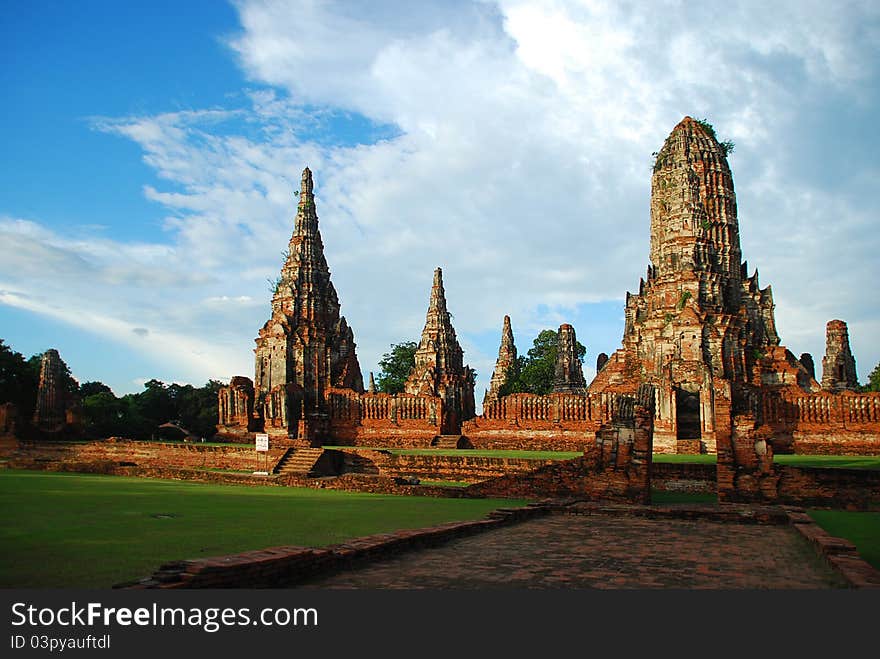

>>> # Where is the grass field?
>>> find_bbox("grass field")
[0,470,527,588]
[807,510,880,569]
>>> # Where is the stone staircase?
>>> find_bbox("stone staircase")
[273,448,325,477]
[431,435,465,449]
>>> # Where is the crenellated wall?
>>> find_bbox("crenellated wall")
[467,387,655,501]
[759,390,880,454]
[462,391,627,451]
[325,389,442,447]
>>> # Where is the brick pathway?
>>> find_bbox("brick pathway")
[300,514,847,589]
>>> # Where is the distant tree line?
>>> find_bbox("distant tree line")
[0,338,221,440]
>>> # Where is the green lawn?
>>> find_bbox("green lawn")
[0,470,526,588]
[807,510,880,570]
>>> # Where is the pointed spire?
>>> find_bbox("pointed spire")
[404,267,467,399]
[428,267,448,315]
[294,166,318,238]
[368,372,376,394]
[486,315,518,402]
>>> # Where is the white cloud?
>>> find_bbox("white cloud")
[2,0,878,394]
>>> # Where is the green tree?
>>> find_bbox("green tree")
[862,362,880,392]
[499,329,586,396]
[0,339,40,418]
[81,391,127,439]
[80,381,112,397]
[376,341,418,394]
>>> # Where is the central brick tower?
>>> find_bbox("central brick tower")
[591,117,814,452]
[253,167,364,439]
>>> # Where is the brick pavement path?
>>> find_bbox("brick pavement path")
[300,514,847,589]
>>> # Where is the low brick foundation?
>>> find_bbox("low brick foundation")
[122,503,553,589]
[340,449,556,483]
[124,501,880,589]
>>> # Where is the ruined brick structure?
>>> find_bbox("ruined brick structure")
[587,117,834,453]
[821,320,859,392]
[219,174,473,448]
[216,131,878,457]
[221,168,364,442]
[553,323,587,394]
[470,385,655,502]
[484,315,517,404]
[404,268,476,434]
[216,376,256,439]
[32,349,78,435]
[799,353,816,380]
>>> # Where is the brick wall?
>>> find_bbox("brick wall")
[652,462,716,493]
[340,449,557,483]
[4,439,284,472]
[467,402,654,503]
[760,390,880,455]
[718,413,880,509]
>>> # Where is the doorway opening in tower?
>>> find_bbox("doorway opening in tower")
[675,388,701,440]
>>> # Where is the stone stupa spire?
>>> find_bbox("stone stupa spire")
[485,315,517,402]
[253,167,364,435]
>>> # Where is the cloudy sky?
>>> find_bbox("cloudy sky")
[2,0,878,399]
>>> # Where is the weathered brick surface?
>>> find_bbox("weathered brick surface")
[299,510,852,590]
[652,462,717,494]
[467,397,654,502]
[484,315,517,403]
[4,439,285,472]
[403,267,476,433]
[340,449,556,482]
[821,320,859,392]
[718,415,880,509]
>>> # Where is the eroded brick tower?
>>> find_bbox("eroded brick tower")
[253,167,364,439]
[591,117,812,452]
[484,315,517,404]
[821,320,859,392]
[405,268,476,434]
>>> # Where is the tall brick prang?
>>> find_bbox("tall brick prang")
[553,324,586,394]
[589,117,807,453]
[405,268,475,433]
[485,315,517,403]
[252,167,364,439]
[821,320,859,392]
[32,349,73,434]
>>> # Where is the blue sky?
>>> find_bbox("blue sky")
[1,0,878,399]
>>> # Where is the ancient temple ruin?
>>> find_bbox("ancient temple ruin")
[553,324,587,394]
[218,124,878,457]
[32,348,79,436]
[484,315,517,404]
[218,168,364,441]
[404,268,476,434]
[821,320,859,392]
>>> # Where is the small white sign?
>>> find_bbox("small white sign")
[255,433,269,452]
